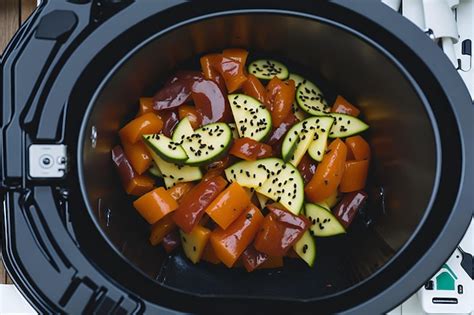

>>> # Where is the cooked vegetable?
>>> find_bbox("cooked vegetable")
[143,134,188,163]
[331,95,360,117]
[205,182,251,229]
[333,191,368,229]
[180,225,211,264]
[222,48,249,65]
[259,256,284,269]
[167,182,195,202]
[224,159,272,189]
[137,97,155,116]
[172,117,194,144]
[305,138,347,203]
[265,77,296,127]
[210,203,264,267]
[149,214,176,246]
[162,230,181,253]
[200,54,227,91]
[180,123,232,166]
[323,189,340,209]
[211,54,248,93]
[133,187,179,224]
[242,74,266,103]
[254,205,309,256]
[256,193,271,209]
[148,163,162,177]
[178,105,202,130]
[328,113,369,138]
[297,154,317,185]
[160,109,180,137]
[340,160,369,193]
[121,139,152,175]
[346,135,371,161]
[228,123,239,139]
[126,176,155,196]
[248,59,289,80]
[119,112,163,144]
[192,78,233,123]
[147,150,202,189]
[201,243,221,264]
[173,176,228,233]
[228,94,272,141]
[293,230,316,267]
[153,71,202,110]
[267,112,299,146]
[241,245,269,272]
[229,137,273,160]
[305,203,346,237]
[296,79,330,116]
[307,116,335,162]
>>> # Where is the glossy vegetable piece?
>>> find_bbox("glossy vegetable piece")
[241,245,269,272]
[180,225,211,264]
[173,176,228,233]
[333,191,368,228]
[254,204,309,257]
[265,77,296,127]
[149,214,176,246]
[222,48,249,65]
[210,203,264,268]
[297,153,318,185]
[162,230,180,253]
[345,135,371,161]
[242,74,266,103]
[258,256,284,269]
[205,182,251,229]
[134,187,179,224]
[203,156,233,180]
[200,54,227,92]
[119,112,163,144]
[121,139,152,175]
[212,55,248,93]
[167,182,195,202]
[178,105,202,130]
[229,137,273,161]
[331,95,360,117]
[137,97,155,116]
[153,71,202,110]
[340,160,369,193]
[159,109,180,137]
[201,243,221,264]
[267,112,299,146]
[112,145,154,196]
[192,78,233,124]
[305,139,347,203]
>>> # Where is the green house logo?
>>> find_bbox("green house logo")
[435,264,458,291]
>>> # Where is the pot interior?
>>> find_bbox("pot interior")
[80,13,437,300]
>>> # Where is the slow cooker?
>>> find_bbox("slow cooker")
[1,0,473,314]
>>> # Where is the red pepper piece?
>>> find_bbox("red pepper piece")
[229,137,273,161]
[153,71,203,110]
[333,191,368,228]
[162,230,181,253]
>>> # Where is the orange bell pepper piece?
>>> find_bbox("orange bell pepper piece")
[305,138,347,202]
[178,105,202,129]
[205,182,251,229]
[149,214,176,246]
[119,112,163,144]
[133,187,179,224]
[167,182,195,202]
[265,78,296,127]
[202,243,221,264]
[345,135,371,161]
[242,74,266,103]
[331,95,360,117]
[210,204,264,268]
[125,175,154,196]
[212,55,247,93]
[229,137,273,161]
[258,256,284,269]
[173,176,228,233]
[121,139,152,175]
[222,48,249,66]
[137,97,155,117]
[340,160,369,193]
[200,54,227,92]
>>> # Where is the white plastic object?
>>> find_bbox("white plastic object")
[422,0,459,42]
[0,284,37,314]
[382,0,402,10]
[402,0,426,29]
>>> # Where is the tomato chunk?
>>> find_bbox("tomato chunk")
[229,137,273,160]
[173,176,228,233]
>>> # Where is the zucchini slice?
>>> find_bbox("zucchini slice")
[296,80,330,116]
[307,116,334,162]
[289,73,309,121]
[147,150,202,189]
[289,73,305,89]
[181,122,232,166]
[228,123,240,139]
[143,134,188,163]
[148,163,162,177]
[328,113,369,138]
[293,230,316,267]
[248,59,289,80]
[256,193,271,209]
[228,94,272,141]
[172,117,194,144]
[224,158,281,189]
[305,203,346,237]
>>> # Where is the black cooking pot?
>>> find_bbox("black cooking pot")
[1,1,472,314]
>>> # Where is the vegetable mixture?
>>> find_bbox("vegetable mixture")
[112,48,370,271]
